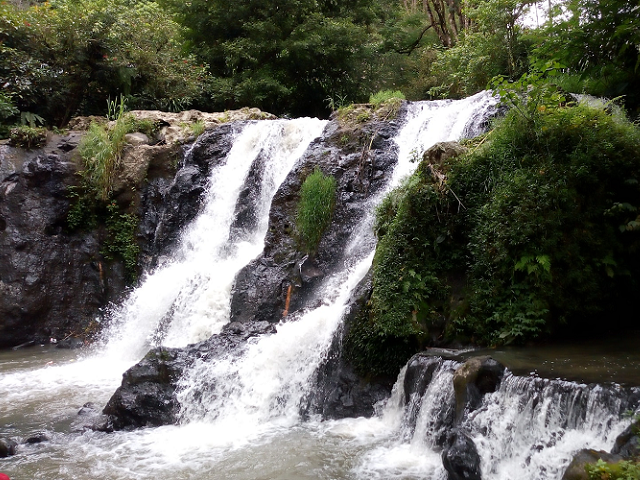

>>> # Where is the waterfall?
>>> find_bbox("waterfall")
[174,92,499,428]
[102,118,327,361]
[4,94,634,480]
[369,357,638,480]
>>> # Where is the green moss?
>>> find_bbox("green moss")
[102,201,140,281]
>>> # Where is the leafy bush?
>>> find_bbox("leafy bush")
[296,167,337,254]
[585,459,640,480]
[8,125,47,149]
[0,0,206,126]
[349,89,640,375]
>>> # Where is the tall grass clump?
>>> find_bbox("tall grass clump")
[78,107,135,201]
[296,167,337,254]
[369,90,405,108]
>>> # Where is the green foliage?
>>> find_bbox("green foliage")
[162,0,395,117]
[490,63,570,122]
[8,125,47,149]
[103,201,140,281]
[350,95,640,375]
[369,90,405,108]
[532,0,640,116]
[66,186,98,232]
[0,0,206,126]
[0,92,18,138]
[78,101,136,201]
[296,167,337,254]
[453,102,640,344]
[585,459,640,480]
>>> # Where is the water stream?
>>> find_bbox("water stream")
[1,94,637,480]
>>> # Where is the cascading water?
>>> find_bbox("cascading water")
[103,117,328,360]
[1,94,636,480]
[369,358,639,480]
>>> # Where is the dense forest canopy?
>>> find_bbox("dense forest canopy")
[0,0,638,126]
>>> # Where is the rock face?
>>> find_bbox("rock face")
[103,321,276,430]
[0,108,271,349]
[0,140,126,348]
[230,106,404,326]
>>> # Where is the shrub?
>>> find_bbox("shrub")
[296,167,337,255]
[349,91,640,375]
[585,459,640,480]
[8,125,47,149]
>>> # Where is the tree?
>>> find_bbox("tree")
[0,0,206,126]
[163,0,393,117]
[533,0,640,115]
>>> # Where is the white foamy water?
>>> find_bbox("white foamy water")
[101,118,327,361]
[2,95,631,480]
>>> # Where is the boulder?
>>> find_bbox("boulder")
[561,449,624,480]
[452,356,505,423]
[123,132,150,146]
[102,347,189,430]
[103,321,276,430]
[422,141,468,166]
[0,438,17,457]
[611,419,640,458]
[442,430,482,480]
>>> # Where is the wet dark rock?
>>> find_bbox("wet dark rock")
[102,346,189,430]
[452,356,505,423]
[78,402,98,416]
[0,142,127,348]
[561,449,623,480]
[24,433,48,444]
[442,430,482,480]
[103,321,276,430]
[0,437,17,457]
[230,110,403,325]
[611,418,640,458]
[56,337,85,349]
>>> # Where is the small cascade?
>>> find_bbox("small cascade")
[102,117,327,361]
[391,90,497,187]
[469,374,634,480]
[377,355,638,480]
